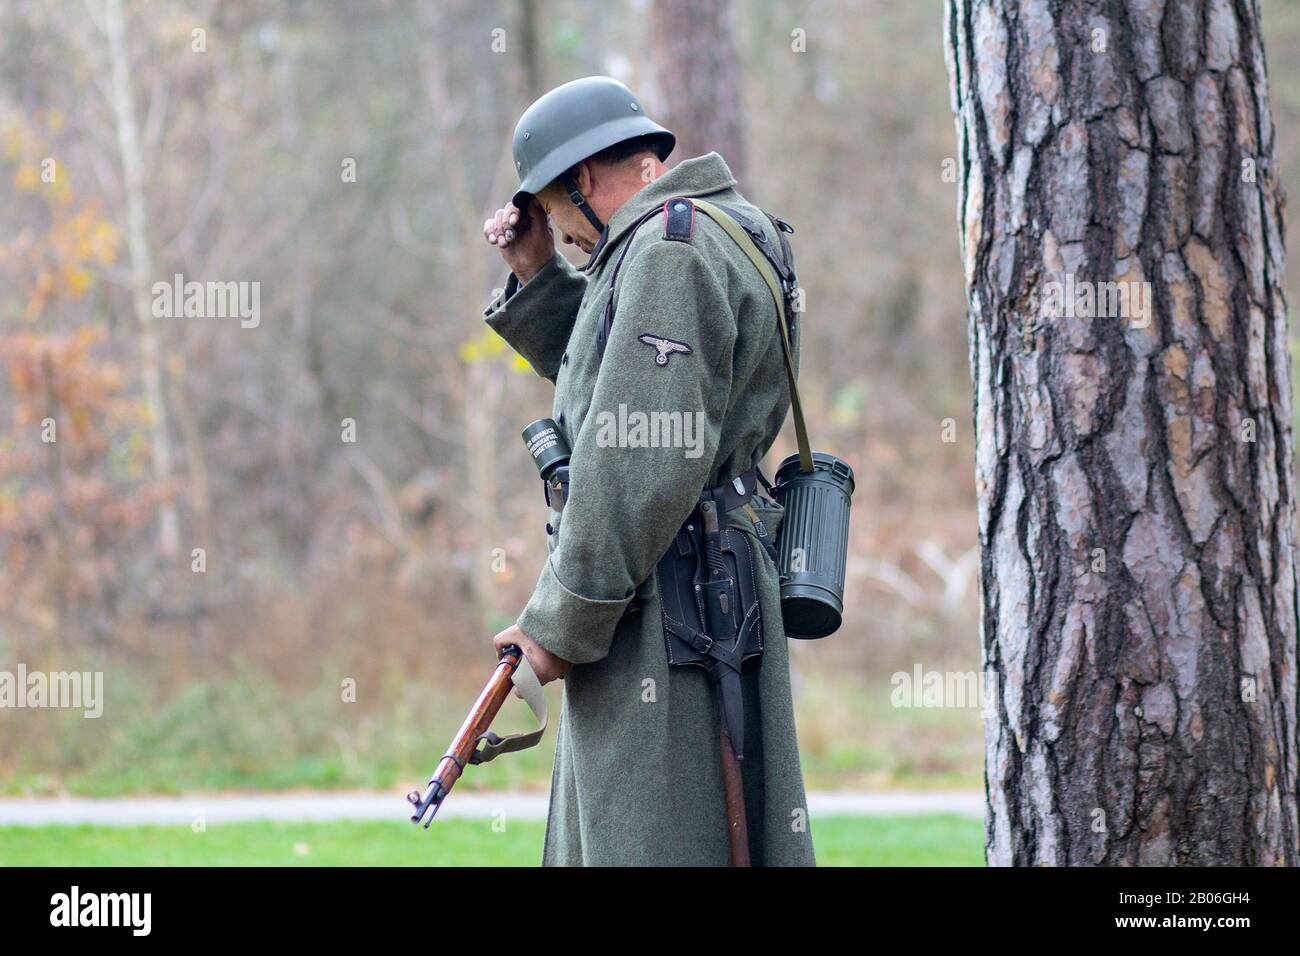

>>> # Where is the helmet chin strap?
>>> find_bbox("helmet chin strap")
[563,172,605,234]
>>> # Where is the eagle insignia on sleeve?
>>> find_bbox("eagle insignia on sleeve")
[637,333,693,367]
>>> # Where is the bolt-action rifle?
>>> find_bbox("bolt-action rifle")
[407,644,547,826]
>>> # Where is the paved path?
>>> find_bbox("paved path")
[0,791,982,826]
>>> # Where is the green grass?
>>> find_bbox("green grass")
[0,666,565,798]
[0,634,987,798]
[1,671,985,797]
[0,815,984,866]
[815,814,983,866]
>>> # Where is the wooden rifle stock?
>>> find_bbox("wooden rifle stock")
[408,645,523,827]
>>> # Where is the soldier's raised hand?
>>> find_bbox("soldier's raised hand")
[483,197,554,283]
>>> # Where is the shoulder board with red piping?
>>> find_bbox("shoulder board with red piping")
[662,197,696,243]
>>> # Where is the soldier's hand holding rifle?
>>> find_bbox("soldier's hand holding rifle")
[494,624,570,686]
[483,197,555,283]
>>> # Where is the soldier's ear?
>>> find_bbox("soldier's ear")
[570,160,594,196]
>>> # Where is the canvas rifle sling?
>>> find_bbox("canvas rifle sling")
[469,653,549,764]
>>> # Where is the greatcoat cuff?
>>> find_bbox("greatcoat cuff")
[483,254,577,380]
[517,556,632,665]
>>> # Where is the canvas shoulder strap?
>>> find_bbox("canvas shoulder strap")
[691,198,814,474]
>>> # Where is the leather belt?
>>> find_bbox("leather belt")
[546,465,757,516]
[701,467,760,513]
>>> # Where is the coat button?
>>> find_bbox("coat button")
[561,351,569,365]
[557,412,565,426]
[545,522,554,535]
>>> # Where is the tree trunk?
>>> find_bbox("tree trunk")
[650,0,747,182]
[515,0,544,99]
[420,32,501,636]
[946,0,1298,865]
[104,0,180,558]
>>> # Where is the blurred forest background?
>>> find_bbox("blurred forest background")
[1,0,1298,797]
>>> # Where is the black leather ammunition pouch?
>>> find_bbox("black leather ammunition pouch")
[655,469,765,759]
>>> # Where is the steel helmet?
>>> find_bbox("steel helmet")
[511,76,675,229]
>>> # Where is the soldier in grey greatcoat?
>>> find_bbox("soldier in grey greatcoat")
[483,76,815,866]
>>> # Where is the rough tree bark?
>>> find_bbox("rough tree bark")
[945,0,1298,865]
[650,0,747,181]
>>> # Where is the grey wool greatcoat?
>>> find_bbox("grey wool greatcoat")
[484,153,816,866]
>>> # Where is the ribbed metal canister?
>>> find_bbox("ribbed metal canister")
[773,452,855,639]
